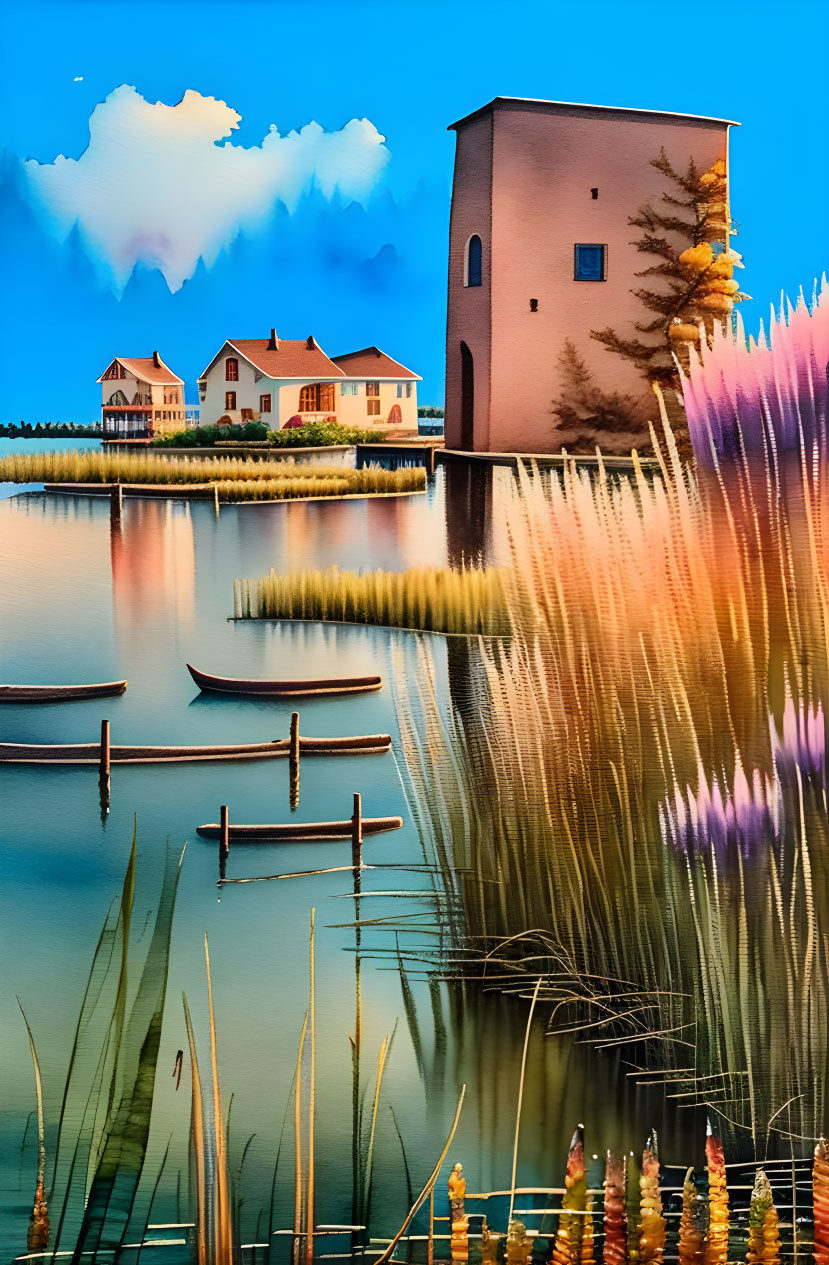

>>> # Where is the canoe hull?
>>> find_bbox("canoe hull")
[0,680,127,703]
[197,816,403,842]
[187,662,382,698]
[0,733,392,764]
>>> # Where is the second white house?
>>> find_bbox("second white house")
[197,331,420,431]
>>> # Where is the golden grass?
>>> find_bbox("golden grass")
[235,564,510,634]
[390,421,829,1147]
[0,447,426,497]
[213,468,425,502]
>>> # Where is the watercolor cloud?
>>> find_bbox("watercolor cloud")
[23,85,391,293]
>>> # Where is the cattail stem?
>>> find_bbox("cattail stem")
[306,910,316,1265]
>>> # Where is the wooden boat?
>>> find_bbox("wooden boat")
[0,732,392,765]
[197,815,403,842]
[187,662,382,698]
[0,680,127,703]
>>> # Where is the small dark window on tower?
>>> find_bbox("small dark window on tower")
[591,188,599,199]
[529,298,538,312]
[466,235,483,287]
[574,244,607,281]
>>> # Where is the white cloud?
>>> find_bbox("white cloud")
[24,85,391,293]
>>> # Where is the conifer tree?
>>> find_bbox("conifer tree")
[550,339,651,452]
[591,149,749,392]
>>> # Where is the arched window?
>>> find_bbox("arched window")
[225,357,239,381]
[107,390,129,406]
[299,383,335,413]
[466,235,482,288]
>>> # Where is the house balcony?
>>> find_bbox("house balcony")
[102,404,153,438]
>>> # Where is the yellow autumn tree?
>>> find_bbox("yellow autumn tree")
[590,149,749,415]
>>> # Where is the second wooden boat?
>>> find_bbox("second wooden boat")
[197,815,403,842]
[0,680,127,703]
[187,662,382,698]
[0,732,392,764]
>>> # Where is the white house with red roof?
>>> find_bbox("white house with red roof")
[97,352,185,438]
[197,330,420,431]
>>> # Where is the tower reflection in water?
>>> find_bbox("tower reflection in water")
[110,498,195,649]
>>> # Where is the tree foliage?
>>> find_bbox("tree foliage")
[591,148,749,392]
[551,339,652,452]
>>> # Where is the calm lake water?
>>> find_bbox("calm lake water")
[0,449,696,1260]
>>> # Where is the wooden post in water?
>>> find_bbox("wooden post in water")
[213,483,220,516]
[351,792,363,874]
[100,719,111,777]
[220,804,229,860]
[289,711,300,811]
[424,444,436,477]
[99,718,111,819]
[110,483,123,523]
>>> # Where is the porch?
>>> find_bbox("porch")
[102,405,153,438]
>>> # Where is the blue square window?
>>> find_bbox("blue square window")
[575,244,607,281]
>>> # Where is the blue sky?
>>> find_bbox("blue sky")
[1,0,827,421]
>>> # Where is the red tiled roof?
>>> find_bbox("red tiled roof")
[333,347,420,380]
[205,338,345,380]
[97,356,183,385]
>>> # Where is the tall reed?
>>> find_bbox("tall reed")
[390,291,829,1149]
[236,564,510,634]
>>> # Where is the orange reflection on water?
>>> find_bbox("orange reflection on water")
[110,499,195,639]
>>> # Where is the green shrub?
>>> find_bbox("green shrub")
[417,405,445,418]
[152,420,386,449]
[265,421,387,447]
[154,421,269,448]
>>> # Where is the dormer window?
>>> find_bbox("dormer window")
[465,235,483,287]
[226,357,239,381]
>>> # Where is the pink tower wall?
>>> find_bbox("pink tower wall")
[444,111,494,450]
[444,101,733,454]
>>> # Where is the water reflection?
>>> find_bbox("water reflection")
[0,474,707,1257]
[443,461,494,567]
[110,499,196,637]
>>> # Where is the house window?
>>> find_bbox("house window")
[299,383,335,412]
[405,382,412,398]
[226,357,239,381]
[574,244,607,281]
[342,382,358,396]
[225,391,236,410]
[260,394,272,414]
[466,234,483,287]
[396,384,403,398]
[365,381,380,417]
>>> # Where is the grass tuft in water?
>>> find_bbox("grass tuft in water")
[236,564,510,634]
